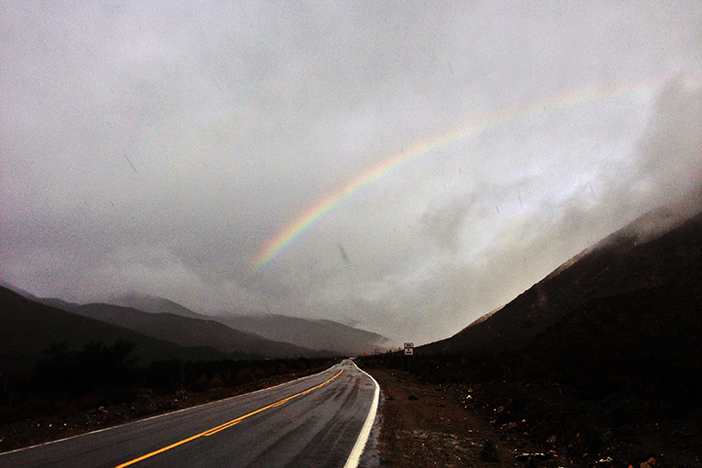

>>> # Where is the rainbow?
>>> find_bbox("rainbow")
[251,77,669,271]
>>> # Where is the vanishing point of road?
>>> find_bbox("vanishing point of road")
[0,359,379,468]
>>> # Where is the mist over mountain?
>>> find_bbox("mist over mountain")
[108,293,210,320]
[69,302,330,359]
[3,2,699,346]
[212,313,392,357]
[364,193,702,467]
[8,288,389,359]
[422,192,702,354]
[106,292,391,355]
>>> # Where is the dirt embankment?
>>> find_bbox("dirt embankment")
[367,367,532,468]
[366,368,564,468]
[364,365,701,468]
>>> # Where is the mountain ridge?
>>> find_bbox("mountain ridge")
[69,302,332,359]
[0,287,232,372]
[108,293,391,356]
[212,312,392,356]
[423,199,702,355]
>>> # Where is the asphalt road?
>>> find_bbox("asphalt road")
[0,359,379,468]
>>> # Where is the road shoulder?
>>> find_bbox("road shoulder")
[365,367,522,467]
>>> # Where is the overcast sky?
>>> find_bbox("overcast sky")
[2,1,701,345]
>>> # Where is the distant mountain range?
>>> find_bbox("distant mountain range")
[0,285,390,372]
[211,313,392,357]
[7,193,697,376]
[109,293,391,356]
[0,287,230,372]
[42,300,330,360]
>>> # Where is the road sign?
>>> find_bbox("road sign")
[404,342,414,355]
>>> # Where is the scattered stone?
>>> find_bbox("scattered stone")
[479,440,500,462]
[516,451,551,466]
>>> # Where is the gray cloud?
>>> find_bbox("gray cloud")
[421,199,470,252]
[1,1,701,345]
[635,78,702,204]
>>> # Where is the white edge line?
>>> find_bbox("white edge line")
[0,363,342,457]
[343,360,380,468]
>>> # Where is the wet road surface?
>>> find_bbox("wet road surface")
[0,360,379,468]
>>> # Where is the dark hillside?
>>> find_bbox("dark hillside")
[0,287,228,372]
[424,206,702,355]
[523,260,702,400]
[91,293,385,357]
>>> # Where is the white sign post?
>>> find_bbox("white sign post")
[403,342,414,371]
[404,342,414,355]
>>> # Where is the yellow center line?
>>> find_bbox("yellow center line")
[114,369,344,467]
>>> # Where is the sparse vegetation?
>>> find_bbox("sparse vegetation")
[1,338,339,430]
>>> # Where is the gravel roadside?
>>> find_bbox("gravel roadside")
[365,367,526,467]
